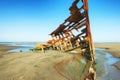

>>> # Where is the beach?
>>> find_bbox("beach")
[0,46,73,80]
[0,43,120,80]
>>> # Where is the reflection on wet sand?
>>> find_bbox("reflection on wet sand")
[55,54,93,80]
[55,49,120,80]
[96,48,120,80]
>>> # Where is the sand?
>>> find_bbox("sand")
[1,44,91,80]
[95,43,120,58]
[0,43,120,80]
[0,50,74,80]
[114,61,120,70]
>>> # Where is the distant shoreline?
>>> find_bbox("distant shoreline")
[0,42,37,52]
[0,44,22,52]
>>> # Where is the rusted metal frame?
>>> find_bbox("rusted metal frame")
[57,38,70,51]
[72,32,86,41]
[50,34,59,50]
[68,22,80,31]
[68,12,87,30]
[55,22,73,36]
[68,16,86,30]
[63,5,84,30]
[50,5,84,36]
[81,27,87,33]
[59,32,65,38]
[83,0,95,62]
[61,30,74,50]
[58,33,67,50]
[50,20,71,35]
[69,30,75,37]
[70,18,87,31]
[70,28,87,49]
[51,33,67,51]
[50,0,95,56]
[64,22,76,31]
[64,25,87,50]
[51,32,69,44]
[65,5,84,20]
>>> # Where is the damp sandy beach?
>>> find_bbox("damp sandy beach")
[0,43,120,80]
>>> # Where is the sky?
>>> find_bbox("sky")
[0,0,120,42]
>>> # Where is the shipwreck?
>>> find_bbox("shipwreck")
[35,0,96,80]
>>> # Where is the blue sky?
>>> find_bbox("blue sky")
[0,0,120,42]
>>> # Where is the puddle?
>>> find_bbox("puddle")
[7,47,32,52]
[105,52,119,64]
[95,48,120,80]
[6,43,35,52]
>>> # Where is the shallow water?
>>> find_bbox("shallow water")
[8,44,35,52]
[0,42,36,52]
[96,48,120,80]
[8,47,33,52]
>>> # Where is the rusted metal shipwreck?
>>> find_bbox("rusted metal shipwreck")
[35,0,96,80]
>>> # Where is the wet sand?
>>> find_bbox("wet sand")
[95,43,120,80]
[0,50,74,80]
[114,61,120,70]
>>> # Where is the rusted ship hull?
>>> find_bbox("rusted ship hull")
[35,0,96,80]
